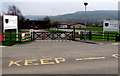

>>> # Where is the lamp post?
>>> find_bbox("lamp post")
[84,2,88,41]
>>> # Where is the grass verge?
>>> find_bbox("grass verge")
[46,30,66,33]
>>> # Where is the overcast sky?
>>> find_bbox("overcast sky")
[1,0,120,16]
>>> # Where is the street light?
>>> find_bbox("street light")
[84,2,88,12]
[84,2,88,41]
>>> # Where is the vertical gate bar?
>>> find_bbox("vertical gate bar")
[80,31,84,40]
[31,32,33,41]
[115,34,118,42]
[72,31,74,40]
[107,32,109,41]
[10,30,12,41]
[89,31,92,40]
[33,32,35,40]
[52,32,54,40]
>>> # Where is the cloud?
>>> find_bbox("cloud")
[1,0,119,2]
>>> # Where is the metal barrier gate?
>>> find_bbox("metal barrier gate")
[32,32,74,40]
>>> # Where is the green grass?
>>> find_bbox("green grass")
[75,32,118,42]
[75,26,103,32]
[1,40,33,46]
[1,41,16,46]
[46,30,66,33]
[75,26,118,33]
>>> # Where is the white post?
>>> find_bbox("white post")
[16,29,18,41]
[103,31,104,41]
[29,29,33,39]
[103,25,105,41]
[117,20,118,33]
[84,2,88,41]
[3,29,5,41]
[103,20,105,41]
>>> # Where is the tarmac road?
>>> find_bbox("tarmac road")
[2,40,118,74]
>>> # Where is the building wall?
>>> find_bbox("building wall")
[70,24,86,28]
[58,25,68,28]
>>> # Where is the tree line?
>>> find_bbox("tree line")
[1,5,58,29]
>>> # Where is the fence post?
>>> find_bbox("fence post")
[80,31,84,40]
[10,30,12,41]
[71,31,74,40]
[115,34,118,42]
[20,33,22,42]
[31,32,33,41]
[107,32,109,41]
[118,34,120,41]
[115,34,120,42]
[89,31,92,40]
[73,26,75,40]
[25,33,26,41]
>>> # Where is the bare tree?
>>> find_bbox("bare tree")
[5,5,24,20]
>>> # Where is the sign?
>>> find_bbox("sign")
[21,33,25,40]
[3,15,18,30]
[0,34,4,41]
[103,20,119,32]
[41,35,47,39]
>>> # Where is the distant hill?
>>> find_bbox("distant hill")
[24,15,47,20]
[23,10,118,26]
[50,10,118,26]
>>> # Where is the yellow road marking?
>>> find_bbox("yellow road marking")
[8,57,106,67]
[0,46,6,47]
[59,40,62,42]
[24,59,39,66]
[76,57,106,61]
[9,60,22,66]
[37,40,71,42]
[40,58,55,64]
[99,43,104,44]
[55,58,66,63]
[112,54,119,58]
[111,43,120,45]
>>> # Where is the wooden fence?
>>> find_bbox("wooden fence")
[1,31,120,42]
[1,32,31,42]
[79,31,120,42]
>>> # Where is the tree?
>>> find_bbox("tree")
[43,16,51,29]
[43,16,50,23]
[52,21,59,28]
[0,15,3,33]
[4,5,24,20]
